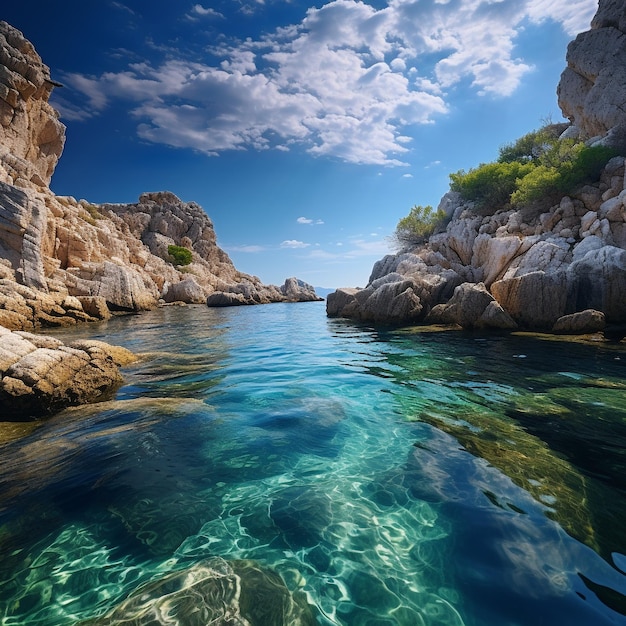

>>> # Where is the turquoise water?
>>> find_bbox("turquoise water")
[1,301,626,625]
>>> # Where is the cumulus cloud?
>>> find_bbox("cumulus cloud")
[62,0,596,164]
[281,239,311,248]
[297,216,324,224]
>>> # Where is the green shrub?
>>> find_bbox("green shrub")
[509,164,563,205]
[167,244,193,266]
[497,123,566,164]
[393,204,448,249]
[449,161,534,211]
[510,144,620,206]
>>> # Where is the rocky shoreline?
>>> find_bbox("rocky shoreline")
[327,1,626,338]
[0,21,321,335]
[0,325,136,420]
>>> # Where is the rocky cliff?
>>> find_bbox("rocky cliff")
[0,21,320,332]
[558,0,626,151]
[328,1,626,336]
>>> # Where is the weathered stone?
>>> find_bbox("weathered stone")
[162,276,206,304]
[491,271,568,330]
[76,295,111,320]
[553,309,606,334]
[0,325,134,419]
[280,277,323,302]
[0,22,65,189]
[206,291,249,307]
[557,3,626,150]
[566,245,626,322]
[326,287,361,318]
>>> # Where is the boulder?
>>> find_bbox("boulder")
[566,245,626,322]
[329,276,424,324]
[76,295,111,320]
[0,325,135,419]
[206,291,249,307]
[280,277,322,302]
[326,287,361,318]
[426,282,517,330]
[162,276,206,304]
[491,271,568,330]
[553,309,606,334]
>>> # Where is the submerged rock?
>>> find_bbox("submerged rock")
[79,557,317,626]
[0,325,135,419]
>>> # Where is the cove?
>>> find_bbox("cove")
[0,301,625,625]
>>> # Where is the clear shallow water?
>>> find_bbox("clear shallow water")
[0,302,625,625]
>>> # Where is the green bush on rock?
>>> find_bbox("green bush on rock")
[167,244,193,266]
[449,122,621,212]
[393,204,448,249]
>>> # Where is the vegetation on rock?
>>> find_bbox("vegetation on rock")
[449,124,621,213]
[392,204,448,249]
[167,244,193,266]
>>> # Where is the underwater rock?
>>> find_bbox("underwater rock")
[269,485,334,549]
[79,557,317,626]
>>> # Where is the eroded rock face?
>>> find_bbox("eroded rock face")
[0,325,136,419]
[557,0,626,150]
[0,21,65,188]
[328,158,626,332]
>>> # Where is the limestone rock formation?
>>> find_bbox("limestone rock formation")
[0,22,320,330]
[0,325,136,419]
[558,0,626,150]
[328,2,626,334]
[0,21,65,188]
[328,156,626,333]
[79,557,317,626]
[207,276,323,307]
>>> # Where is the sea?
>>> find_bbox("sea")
[0,300,625,625]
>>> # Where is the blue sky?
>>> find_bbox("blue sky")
[4,0,597,288]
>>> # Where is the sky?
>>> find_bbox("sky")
[4,0,597,289]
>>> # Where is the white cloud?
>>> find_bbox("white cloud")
[297,216,324,224]
[281,239,311,248]
[188,4,224,19]
[63,0,597,164]
[402,173,413,178]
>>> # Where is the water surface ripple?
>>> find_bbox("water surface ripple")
[0,302,625,625]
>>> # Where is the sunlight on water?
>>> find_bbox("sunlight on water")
[0,302,625,625]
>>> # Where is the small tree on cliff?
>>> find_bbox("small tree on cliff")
[392,204,447,250]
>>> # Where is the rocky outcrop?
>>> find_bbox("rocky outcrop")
[328,157,626,333]
[207,277,323,307]
[328,1,626,335]
[0,21,65,188]
[558,0,626,151]
[0,22,320,330]
[79,557,317,626]
[0,325,136,419]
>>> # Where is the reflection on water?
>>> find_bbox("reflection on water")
[0,302,625,625]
